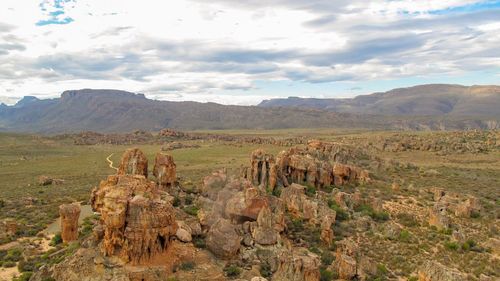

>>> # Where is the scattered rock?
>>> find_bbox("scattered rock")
[418,260,466,281]
[153,153,176,189]
[206,218,242,259]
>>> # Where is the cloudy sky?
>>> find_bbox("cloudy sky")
[1,0,499,105]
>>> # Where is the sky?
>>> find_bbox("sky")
[0,0,499,105]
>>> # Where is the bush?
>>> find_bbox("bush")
[355,204,389,222]
[193,237,206,248]
[13,272,33,281]
[3,261,16,267]
[172,196,181,207]
[470,211,481,218]
[398,230,411,242]
[327,200,349,221]
[185,195,194,205]
[396,213,418,227]
[305,185,316,197]
[179,261,195,271]
[444,241,459,251]
[183,205,199,216]
[260,262,272,278]
[50,233,63,246]
[224,265,242,278]
[321,251,334,266]
[5,248,23,262]
[320,267,336,281]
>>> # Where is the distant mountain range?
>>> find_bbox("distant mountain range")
[259,84,500,116]
[0,85,499,133]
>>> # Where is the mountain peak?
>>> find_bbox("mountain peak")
[61,89,146,101]
[14,96,40,108]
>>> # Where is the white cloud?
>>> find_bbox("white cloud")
[0,0,499,104]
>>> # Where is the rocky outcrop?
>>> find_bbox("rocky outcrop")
[206,218,242,258]
[273,248,320,281]
[335,239,359,280]
[251,206,279,245]
[455,196,481,218]
[59,203,81,243]
[90,174,178,264]
[152,153,176,189]
[250,149,277,191]
[418,260,466,281]
[118,148,148,177]
[320,215,334,247]
[428,202,449,230]
[249,141,370,190]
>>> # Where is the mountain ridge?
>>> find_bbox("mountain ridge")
[1,85,499,133]
[258,84,500,116]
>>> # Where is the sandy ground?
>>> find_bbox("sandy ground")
[0,264,19,281]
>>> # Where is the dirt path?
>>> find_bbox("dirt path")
[106,153,118,171]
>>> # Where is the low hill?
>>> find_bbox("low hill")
[258,84,500,116]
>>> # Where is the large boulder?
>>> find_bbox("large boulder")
[428,202,449,230]
[251,206,279,245]
[117,148,148,177]
[206,218,242,258]
[59,203,81,243]
[90,174,178,264]
[250,149,277,191]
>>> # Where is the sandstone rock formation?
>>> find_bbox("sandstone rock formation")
[455,196,481,218]
[118,148,148,177]
[248,141,370,190]
[273,248,321,281]
[335,239,359,280]
[59,203,81,243]
[428,202,449,230]
[320,215,334,247]
[418,260,466,281]
[251,206,279,245]
[90,174,178,264]
[152,153,176,189]
[206,218,242,258]
[250,149,277,190]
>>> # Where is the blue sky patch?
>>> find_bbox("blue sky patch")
[36,0,76,26]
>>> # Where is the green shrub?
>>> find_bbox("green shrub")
[3,261,16,267]
[320,267,336,281]
[5,248,23,262]
[179,261,195,271]
[327,200,349,221]
[184,195,194,205]
[183,205,199,216]
[305,185,316,197]
[13,272,33,281]
[355,204,389,222]
[224,265,242,278]
[193,237,206,248]
[396,213,418,227]
[444,241,459,251]
[172,196,181,207]
[398,230,411,242]
[470,211,481,218]
[260,262,272,278]
[321,251,334,266]
[50,233,63,246]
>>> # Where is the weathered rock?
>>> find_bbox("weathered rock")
[202,169,228,200]
[335,239,359,280]
[175,228,192,243]
[90,174,178,264]
[274,248,320,281]
[38,175,53,186]
[117,148,148,177]
[250,149,277,191]
[320,215,334,247]
[59,203,81,243]
[455,196,481,218]
[433,188,446,202]
[252,206,279,245]
[418,260,466,281]
[152,153,176,189]
[428,203,449,230]
[206,218,242,258]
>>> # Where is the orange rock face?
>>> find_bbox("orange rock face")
[59,203,81,243]
[153,153,176,189]
[118,148,148,177]
[91,174,178,264]
[320,215,334,247]
[250,149,277,191]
